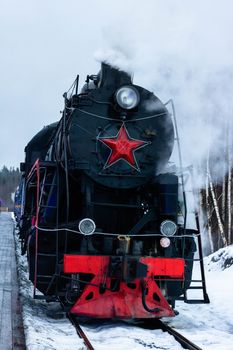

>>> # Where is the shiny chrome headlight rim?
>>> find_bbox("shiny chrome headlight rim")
[115,85,140,110]
[160,220,177,237]
[78,218,96,235]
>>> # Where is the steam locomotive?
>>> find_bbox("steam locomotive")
[17,63,209,318]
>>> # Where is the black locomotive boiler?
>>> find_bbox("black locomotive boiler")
[17,63,209,318]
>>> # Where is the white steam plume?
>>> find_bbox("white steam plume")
[95,0,233,187]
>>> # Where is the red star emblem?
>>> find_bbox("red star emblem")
[98,124,149,170]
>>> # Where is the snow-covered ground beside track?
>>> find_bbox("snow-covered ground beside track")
[7,212,233,350]
[167,246,233,350]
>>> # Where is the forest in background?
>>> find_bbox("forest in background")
[200,119,233,254]
[0,166,20,210]
[201,170,233,254]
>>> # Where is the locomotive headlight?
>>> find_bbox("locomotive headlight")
[78,218,96,235]
[160,220,177,237]
[115,86,140,109]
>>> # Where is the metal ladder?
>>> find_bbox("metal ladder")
[182,234,210,304]
[33,162,59,300]
[179,167,210,304]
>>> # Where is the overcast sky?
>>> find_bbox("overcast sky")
[0,0,233,170]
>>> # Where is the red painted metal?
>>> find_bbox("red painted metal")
[98,124,149,169]
[64,255,185,279]
[64,255,109,274]
[141,257,185,279]
[64,255,185,318]
[70,277,174,318]
[27,159,40,298]
[34,159,40,297]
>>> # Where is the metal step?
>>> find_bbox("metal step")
[37,275,54,279]
[40,205,57,209]
[37,253,57,257]
[184,299,210,304]
[178,293,210,304]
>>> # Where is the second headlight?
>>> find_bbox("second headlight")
[160,220,177,237]
[79,218,96,235]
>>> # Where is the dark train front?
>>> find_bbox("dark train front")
[17,63,206,319]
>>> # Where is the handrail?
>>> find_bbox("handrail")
[33,159,40,298]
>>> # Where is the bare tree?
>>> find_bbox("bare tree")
[227,119,232,244]
[201,116,232,251]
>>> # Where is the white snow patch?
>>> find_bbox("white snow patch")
[166,246,233,350]
[205,245,233,271]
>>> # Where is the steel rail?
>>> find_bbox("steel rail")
[67,311,202,350]
[157,320,203,350]
[67,313,95,350]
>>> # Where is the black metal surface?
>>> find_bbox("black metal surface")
[24,122,59,172]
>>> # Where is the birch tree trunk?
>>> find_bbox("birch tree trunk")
[206,149,227,247]
[208,174,227,247]
[227,120,232,244]
[222,121,227,226]
[206,151,214,252]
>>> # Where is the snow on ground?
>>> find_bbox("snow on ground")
[82,320,184,350]
[10,211,233,350]
[12,214,84,350]
[167,246,233,350]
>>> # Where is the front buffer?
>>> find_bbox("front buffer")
[64,255,184,319]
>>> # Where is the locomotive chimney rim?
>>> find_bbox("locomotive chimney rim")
[99,62,132,89]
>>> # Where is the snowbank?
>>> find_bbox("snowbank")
[205,245,233,271]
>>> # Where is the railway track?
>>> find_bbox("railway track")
[156,320,203,350]
[67,313,95,350]
[67,313,203,350]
